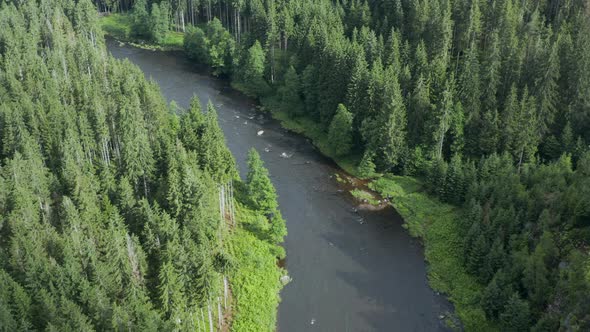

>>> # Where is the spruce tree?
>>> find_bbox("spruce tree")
[328,104,354,156]
[246,148,278,214]
[279,66,304,116]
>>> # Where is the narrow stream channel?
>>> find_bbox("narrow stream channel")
[107,39,452,332]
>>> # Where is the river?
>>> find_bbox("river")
[107,39,451,332]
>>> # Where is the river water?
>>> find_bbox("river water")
[107,39,451,332]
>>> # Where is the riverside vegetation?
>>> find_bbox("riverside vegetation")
[0,0,287,331]
[97,0,590,329]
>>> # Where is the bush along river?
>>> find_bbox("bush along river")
[107,38,452,332]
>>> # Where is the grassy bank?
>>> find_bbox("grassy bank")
[265,107,495,330]
[99,13,184,50]
[99,15,285,331]
[266,107,494,329]
[227,203,286,332]
[262,103,361,176]
[368,175,493,330]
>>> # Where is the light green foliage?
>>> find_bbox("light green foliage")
[100,13,133,39]
[131,0,150,39]
[206,18,236,75]
[349,188,380,205]
[228,214,283,331]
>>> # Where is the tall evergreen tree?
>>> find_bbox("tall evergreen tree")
[328,104,354,156]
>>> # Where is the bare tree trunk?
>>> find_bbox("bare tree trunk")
[196,310,202,332]
[201,308,206,332]
[237,11,241,43]
[217,297,222,328]
[223,276,228,309]
[208,302,214,332]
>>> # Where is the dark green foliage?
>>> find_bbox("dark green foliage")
[184,19,235,76]
[328,104,354,156]
[246,149,278,214]
[102,0,590,329]
[236,40,269,97]
[278,66,304,116]
[481,274,508,320]
[184,26,209,64]
[0,1,284,330]
[444,154,465,204]
[357,151,376,178]
[131,0,170,43]
[500,294,531,332]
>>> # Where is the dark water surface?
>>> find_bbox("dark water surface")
[107,39,451,332]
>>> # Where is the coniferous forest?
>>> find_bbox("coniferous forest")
[0,0,286,331]
[1,0,589,329]
[97,0,590,329]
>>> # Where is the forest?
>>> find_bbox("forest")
[0,0,286,331]
[95,0,590,329]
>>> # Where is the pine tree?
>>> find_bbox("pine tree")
[346,50,370,122]
[197,102,236,183]
[408,74,433,145]
[279,66,304,116]
[444,154,465,204]
[132,0,151,39]
[431,75,456,159]
[534,33,560,134]
[478,109,500,155]
[150,2,170,44]
[481,277,503,319]
[180,96,205,151]
[503,86,540,166]
[246,148,278,214]
[357,150,376,178]
[238,40,269,97]
[328,104,354,156]
[158,261,186,319]
[500,293,531,331]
